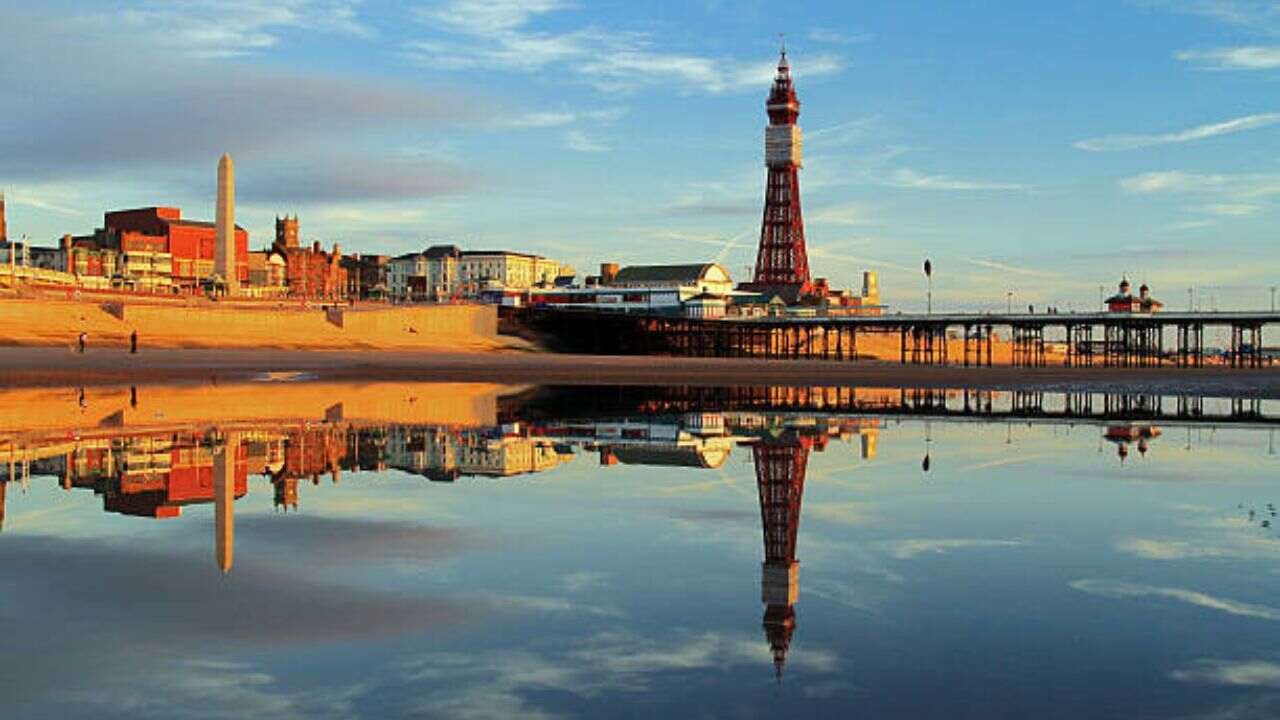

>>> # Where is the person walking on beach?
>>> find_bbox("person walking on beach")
[77,331,86,354]
[130,330,138,354]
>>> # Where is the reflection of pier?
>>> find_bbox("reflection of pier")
[515,309,1279,368]
[501,385,1280,430]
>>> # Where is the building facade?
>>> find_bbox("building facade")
[270,216,348,299]
[388,245,567,302]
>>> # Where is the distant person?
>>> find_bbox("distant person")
[129,330,138,354]
[77,331,86,354]
[130,385,137,409]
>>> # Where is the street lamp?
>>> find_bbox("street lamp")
[1006,291,1013,315]
[923,258,933,315]
[1271,285,1277,313]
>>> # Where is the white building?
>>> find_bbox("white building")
[388,245,569,302]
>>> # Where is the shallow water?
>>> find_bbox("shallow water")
[2,384,1279,719]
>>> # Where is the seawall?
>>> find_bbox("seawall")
[0,296,498,351]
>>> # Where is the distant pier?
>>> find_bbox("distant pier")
[512,307,1279,368]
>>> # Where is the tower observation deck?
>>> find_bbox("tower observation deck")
[746,46,812,296]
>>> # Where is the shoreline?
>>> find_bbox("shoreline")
[1,347,1278,398]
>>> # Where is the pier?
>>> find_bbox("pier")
[514,308,1280,368]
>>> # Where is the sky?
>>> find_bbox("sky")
[1,0,1278,311]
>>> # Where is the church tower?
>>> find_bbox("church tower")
[276,214,299,249]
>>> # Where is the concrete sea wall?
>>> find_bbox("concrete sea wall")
[0,297,498,351]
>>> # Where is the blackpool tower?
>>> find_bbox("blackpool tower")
[748,46,811,295]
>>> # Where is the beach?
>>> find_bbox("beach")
[1,346,1276,398]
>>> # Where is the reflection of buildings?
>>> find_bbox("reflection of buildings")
[1103,425,1162,462]
[33,432,249,519]
[387,426,570,482]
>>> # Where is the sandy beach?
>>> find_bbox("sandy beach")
[1,346,1277,398]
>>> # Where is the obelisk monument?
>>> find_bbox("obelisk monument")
[215,153,239,294]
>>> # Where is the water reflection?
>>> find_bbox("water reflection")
[3,382,1279,698]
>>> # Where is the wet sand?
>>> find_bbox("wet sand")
[1,347,1278,398]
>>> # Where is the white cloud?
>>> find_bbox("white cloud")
[808,28,872,45]
[1070,578,1280,620]
[1177,46,1280,70]
[501,112,577,128]
[885,538,1024,560]
[888,169,1030,192]
[1144,0,1280,33]
[1115,538,1229,560]
[806,118,880,149]
[107,0,374,58]
[1171,659,1280,687]
[808,202,877,226]
[963,258,1055,278]
[1204,202,1261,216]
[4,189,81,216]
[397,631,840,717]
[564,130,610,153]
[408,0,843,93]
[1074,113,1280,151]
[495,107,626,129]
[1121,171,1280,198]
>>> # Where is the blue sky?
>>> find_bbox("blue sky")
[1,0,1278,310]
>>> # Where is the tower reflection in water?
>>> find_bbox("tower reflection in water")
[2,384,1278,683]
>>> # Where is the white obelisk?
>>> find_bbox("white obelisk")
[215,153,239,294]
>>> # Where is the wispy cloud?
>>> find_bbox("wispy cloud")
[807,27,873,45]
[1204,202,1260,216]
[884,538,1025,560]
[888,169,1030,192]
[494,107,626,130]
[1074,113,1280,151]
[1071,578,1280,620]
[408,0,843,93]
[107,0,374,58]
[1120,170,1280,198]
[805,118,880,149]
[1142,0,1280,33]
[1177,46,1280,69]
[963,257,1055,278]
[4,190,81,216]
[808,202,876,226]
[564,130,610,153]
[1171,659,1280,687]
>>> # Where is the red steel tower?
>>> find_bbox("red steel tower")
[750,47,811,293]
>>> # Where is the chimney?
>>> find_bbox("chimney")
[600,262,619,284]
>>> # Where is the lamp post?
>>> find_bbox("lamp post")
[1006,291,1013,315]
[1271,285,1276,313]
[1188,287,1194,313]
[923,258,933,315]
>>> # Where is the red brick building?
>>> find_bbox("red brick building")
[102,207,249,289]
[271,215,347,299]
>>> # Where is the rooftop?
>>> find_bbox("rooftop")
[613,263,730,284]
